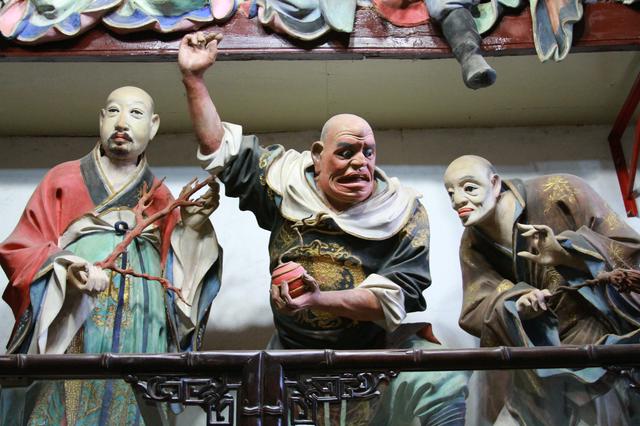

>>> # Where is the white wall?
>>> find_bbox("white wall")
[0,125,637,352]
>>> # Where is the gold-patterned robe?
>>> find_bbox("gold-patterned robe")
[459,175,640,425]
[219,134,432,349]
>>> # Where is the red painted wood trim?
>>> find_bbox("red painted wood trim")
[608,72,640,217]
[0,4,638,61]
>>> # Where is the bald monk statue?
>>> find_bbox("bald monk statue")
[444,155,640,425]
[0,86,222,425]
[178,31,469,426]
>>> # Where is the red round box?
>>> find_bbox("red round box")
[271,261,307,298]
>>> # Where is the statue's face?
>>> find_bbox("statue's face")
[313,116,376,211]
[31,0,83,20]
[99,87,159,164]
[443,158,500,227]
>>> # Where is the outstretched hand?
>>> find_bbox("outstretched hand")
[181,180,220,229]
[516,223,575,267]
[516,289,552,320]
[178,32,223,78]
[67,261,109,294]
[271,273,320,315]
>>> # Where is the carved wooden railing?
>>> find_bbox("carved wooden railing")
[1,344,639,425]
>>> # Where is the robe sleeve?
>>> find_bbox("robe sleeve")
[374,202,431,318]
[457,233,533,346]
[539,175,640,332]
[198,123,282,231]
[0,162,91,321]
[549,175,640,272]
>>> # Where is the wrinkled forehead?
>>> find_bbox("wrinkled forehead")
[105,88,154,112]
[444,159,492,185]
[324,120,374,147]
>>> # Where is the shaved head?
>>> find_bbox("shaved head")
[320,114,372,144]
[106,86,155,114]
[445,155,496,179]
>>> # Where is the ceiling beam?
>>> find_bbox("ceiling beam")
[0,4,638,62]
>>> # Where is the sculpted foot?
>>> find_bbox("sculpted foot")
[462,54,496,89]
[441,8,496,90]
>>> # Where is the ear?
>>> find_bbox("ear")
[311,141,324,175]
[149,114,160,141]
[490,173,502,198]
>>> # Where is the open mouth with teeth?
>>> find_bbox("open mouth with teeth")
[336,173,370,184]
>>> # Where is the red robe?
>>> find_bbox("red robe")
[0,153,178,325]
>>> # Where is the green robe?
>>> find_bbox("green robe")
[1,148,222,426]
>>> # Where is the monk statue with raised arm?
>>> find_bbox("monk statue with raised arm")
[444,155,640,425]
[178,31,468,426]
[0,86,222,425]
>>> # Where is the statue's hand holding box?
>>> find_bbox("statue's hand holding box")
[271,261,308,299]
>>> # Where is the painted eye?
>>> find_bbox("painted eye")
[131,109,144,117]
[108,107,119,114]
[364,148,374,158]
[464,185,477,193]
[340,150,353,159]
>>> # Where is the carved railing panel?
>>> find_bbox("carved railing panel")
[0,345,638,425]
[284,371,397,425]
[127,375,240,425]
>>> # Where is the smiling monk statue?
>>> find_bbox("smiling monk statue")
[444,155,640,425]
[178,31,468,426]
[0,86,222,425]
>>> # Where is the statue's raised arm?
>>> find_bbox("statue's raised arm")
[179,31,225,155]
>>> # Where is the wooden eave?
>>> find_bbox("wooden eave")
[0,3,638,62]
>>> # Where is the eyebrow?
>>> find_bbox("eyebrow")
[458,175,478,181]
[336,142,354,148]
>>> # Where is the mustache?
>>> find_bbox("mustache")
[110,131,132,142]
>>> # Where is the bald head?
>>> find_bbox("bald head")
[320,114,373,144]
[106,86,155,114]
[445,155,496,180]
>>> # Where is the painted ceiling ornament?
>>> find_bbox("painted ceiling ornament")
[102,0,238,33]
[0,0,121,43]
[253,0,359,41]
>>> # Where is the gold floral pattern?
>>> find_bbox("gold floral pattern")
[285,240,366,329]
[604,211,621,232]
[542,267,564,293]
[496,280,514,293]
[401,206,429,249]
[609,242,629,268]
[542,176,578,214]
[92,272,131,330]
[270,221,302,263]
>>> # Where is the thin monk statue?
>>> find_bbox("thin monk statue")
[0,86,222,425]
[444,155,640,425]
